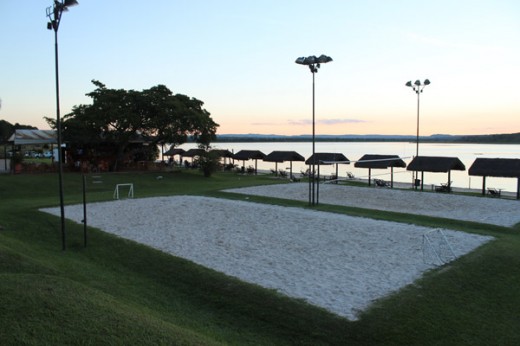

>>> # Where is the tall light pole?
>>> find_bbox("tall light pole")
[296,55,332,206]
[406,79,430,188]
[46,0,78,250]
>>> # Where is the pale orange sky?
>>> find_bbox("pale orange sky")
[1,1,519,136]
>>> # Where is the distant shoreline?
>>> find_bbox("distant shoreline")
[210,132,520,144]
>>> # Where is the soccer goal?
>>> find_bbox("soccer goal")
[422,229,456,266]
[113,183,134,199]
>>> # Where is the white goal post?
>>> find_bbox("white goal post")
[113,183,134,199]
[423,229,456,266]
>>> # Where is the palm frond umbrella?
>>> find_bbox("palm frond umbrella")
[469,158,520,199]
[233,150,266,174]
[305,152,350,180]
[355,154,406,187]
[407,156,465,191]
[264,151,305,178]
[182,148,206,167]
[163,147,185,165]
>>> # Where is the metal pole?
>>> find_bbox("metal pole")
[414,90,420,190]
[54,27,66,251]
[311,70,316,205]
[82,174,87,247]
[416,90,420,158]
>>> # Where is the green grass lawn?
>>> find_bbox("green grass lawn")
[1,170,519,345]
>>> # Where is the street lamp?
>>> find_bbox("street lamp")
[46,0,78,250]
[296,54,333,206]
[406,78,430,189]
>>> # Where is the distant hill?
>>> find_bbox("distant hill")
[214,133,520,144]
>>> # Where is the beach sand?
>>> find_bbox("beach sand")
[41,189,494,320]
[226,182,520,227]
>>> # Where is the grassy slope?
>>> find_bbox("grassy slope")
[1,171,519,345]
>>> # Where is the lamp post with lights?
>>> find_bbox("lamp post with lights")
[46,0,78,250]
[406,79,430,188]
[295,55,333,205]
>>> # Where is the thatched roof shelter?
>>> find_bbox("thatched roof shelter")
[210,149,235,167]
[407,156,466,191]
[233,150,266,161]
[469,158,520,198]
[305,153,350,165]
[355,154,407,187]
[264,151,305,177]
[265,151,305,163]
[163,147,185,156]
[468,158,520,177]
[233,150,266,174]
[305,153,350,181]
[407,156,465,172]
[183,148,206,157]
[210,149,234,158]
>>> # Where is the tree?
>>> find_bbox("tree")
[48,80,219,170]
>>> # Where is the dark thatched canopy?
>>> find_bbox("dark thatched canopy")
[264,151,305,163]
[163,148,185,156]
[233,150,266,161]
[210,149,234,158]
[305,153,350,165]
[468,158,520,178]
[183,148,206,157]
[407,156,466,173]
[355,154,406,169]
[354,154,407,187]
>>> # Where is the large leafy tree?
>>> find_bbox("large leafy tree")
[48,80,218,170]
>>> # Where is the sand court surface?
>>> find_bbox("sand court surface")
[225,183,520,227]
[41,193,493,320]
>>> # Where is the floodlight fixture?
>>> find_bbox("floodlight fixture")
[406,79,430,94]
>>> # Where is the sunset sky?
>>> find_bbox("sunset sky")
[1,0,519,136]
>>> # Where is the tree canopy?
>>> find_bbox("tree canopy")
[46,80,219,170]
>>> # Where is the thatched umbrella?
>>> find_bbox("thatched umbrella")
[163,147,185,165]
[264,151,305,178]
[304,152,350,204]
[354,154,406,187]
[182,148,206,167]
[407,156,465,191]
[233,150,266,174]
[210,149,234,167]
[469,158,520,199]
[305,152,350,178]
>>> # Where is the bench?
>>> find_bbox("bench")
[487,188,501,197]
[435,182,452,193]
[374,179,390,188]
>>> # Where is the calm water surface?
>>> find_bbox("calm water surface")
[170,142,520,193]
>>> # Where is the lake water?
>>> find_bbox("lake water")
[166,142,520,193]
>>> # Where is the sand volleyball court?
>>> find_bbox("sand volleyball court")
[41,193,492,320]
[225,183,520,227]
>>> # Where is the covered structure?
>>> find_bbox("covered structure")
[182,148,206,167]
[355,154,407,187]
[163,147,185,165]
[210,149,235,168]
[264,151,305,178]
[8,129,57,145]
[407,156,466,191]
[305,152,350,180]
[469,158,520,199]
[5,130,58,173]
[233,150,266,174]
[304,152,350,205]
